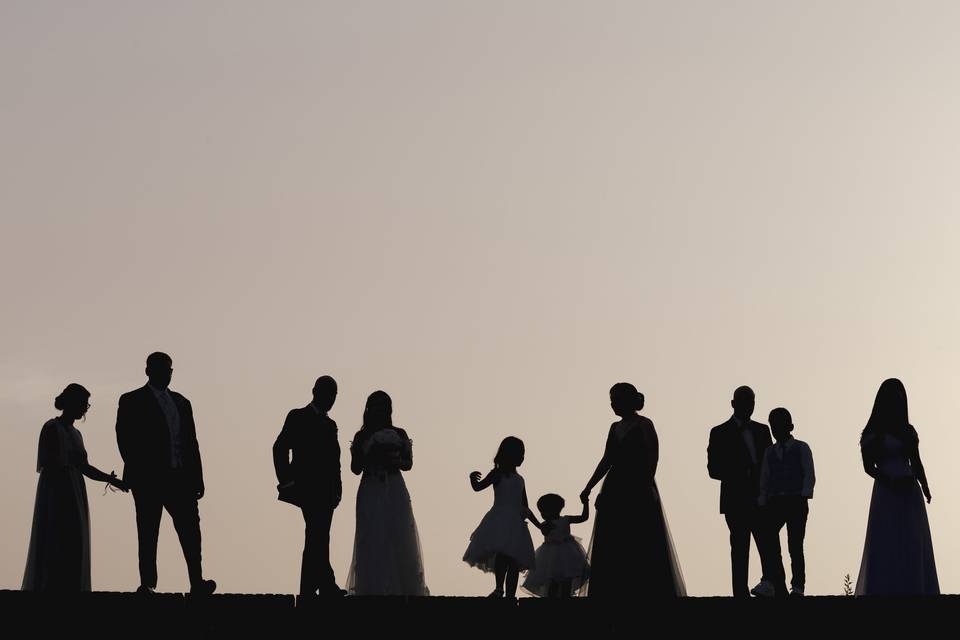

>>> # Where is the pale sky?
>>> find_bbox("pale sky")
[2,1,959,596]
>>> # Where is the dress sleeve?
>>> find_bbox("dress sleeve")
[37,420,65,472]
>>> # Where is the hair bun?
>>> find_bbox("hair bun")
[54,393,65,410]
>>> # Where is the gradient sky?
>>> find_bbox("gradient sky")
[3,1,960,596]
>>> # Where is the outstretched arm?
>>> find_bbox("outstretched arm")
[82,463,126,490]
[523,486,542,530]
[581,429,614,501]
[567,495,590,524]
[469,469,498,492]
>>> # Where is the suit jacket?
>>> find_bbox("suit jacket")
[115,385,204,493]
[273,406,341,508]
[707,417,772,513]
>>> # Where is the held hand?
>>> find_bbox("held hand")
[108,472,129,493]
[579,489,590,504]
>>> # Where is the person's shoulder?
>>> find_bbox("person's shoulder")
[169,390,190,404]
[40,418,61,435]
[709,419,733,435]
[288,405,310,418]
[794,438,812,450]
[392,426,409,439]
[750,420,771,433]
[119,386,148,403]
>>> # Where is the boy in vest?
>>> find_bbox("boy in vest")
[756,407,815,597]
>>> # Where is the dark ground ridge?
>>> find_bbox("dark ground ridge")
[2,591,952,637]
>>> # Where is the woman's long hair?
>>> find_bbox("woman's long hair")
[861,378,918,448]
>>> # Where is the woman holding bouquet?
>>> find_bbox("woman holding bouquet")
[346,390,429,595]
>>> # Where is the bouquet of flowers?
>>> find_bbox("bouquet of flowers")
[362,428,405,469]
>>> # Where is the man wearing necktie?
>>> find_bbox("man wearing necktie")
[116,352,215,595]
[707,386,778,597]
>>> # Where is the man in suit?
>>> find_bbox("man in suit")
[273,375,344,597]
[707,385,780,598]
[116,352,215,595]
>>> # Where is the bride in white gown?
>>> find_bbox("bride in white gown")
[855,378,938,596]
[346,391,429,596]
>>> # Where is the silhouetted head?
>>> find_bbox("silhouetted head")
[536,493,565,521]
[312,376,338,413]
[610,382,644,417]
[768,407,794,442]
[731,386,755,421]
[362,390,393,430]
[494,436,525,471]
[55,383,91,421]
[862,378,916,445]
[145,352,173,390]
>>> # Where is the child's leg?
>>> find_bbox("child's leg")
[504,557,520,597]
[764,500,789,596]
[493,554,508,594]
[785,498,809,592]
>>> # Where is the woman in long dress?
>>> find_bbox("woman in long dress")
[855,378,938,595]
[22,383,128,591]
[346,390,429,596]
[580,383,685,597]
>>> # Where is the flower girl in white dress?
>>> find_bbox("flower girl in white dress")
[463,436,542,598]
[522,493,591,597]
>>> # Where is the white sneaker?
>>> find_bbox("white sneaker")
[750,580,775,598]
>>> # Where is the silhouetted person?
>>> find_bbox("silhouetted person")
[580,383,686,597]
[855,378,938,595]
[116,352,215,595]
[521,493,590,598]
[273,375,345,597]
[707,385,776,597]
[463,436,541,598]
[345,391,429,595]
[758,407,815,597]
[23,384,128,591]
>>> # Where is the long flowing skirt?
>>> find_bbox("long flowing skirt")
[581,481,685,597]
[346,471,429,596]
[855,478,938,596]
[22,468,91,592]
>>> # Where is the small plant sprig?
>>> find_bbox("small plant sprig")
[843,573,853,596]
